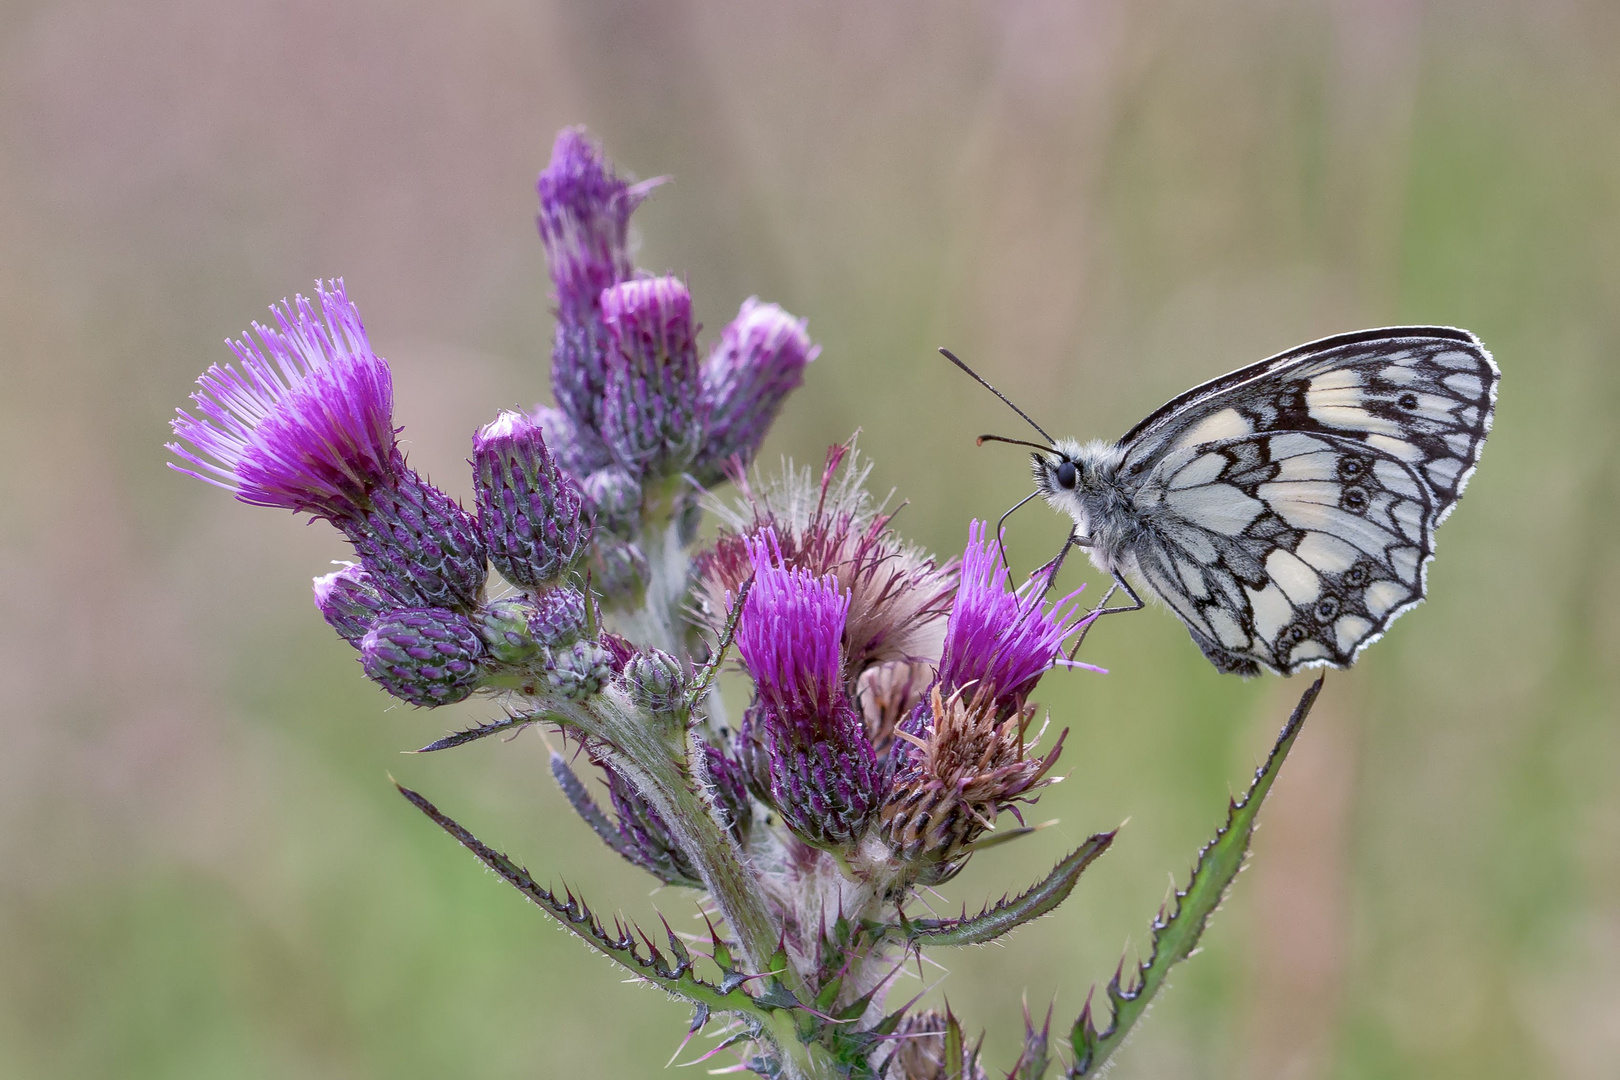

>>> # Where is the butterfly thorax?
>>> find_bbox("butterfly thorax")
[1035,439,1142,576]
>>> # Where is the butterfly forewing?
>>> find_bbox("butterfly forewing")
[1109,328,1496,675]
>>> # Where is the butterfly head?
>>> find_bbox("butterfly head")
[1032,438,1126,537]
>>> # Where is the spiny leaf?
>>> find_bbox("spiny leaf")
[396,781,770,1021]
[548,750,643,862]
[1068,676,1324,1076]
[875,831,1116,948]
[415,710,543,753]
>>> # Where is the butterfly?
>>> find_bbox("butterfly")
[947,327,1499,676]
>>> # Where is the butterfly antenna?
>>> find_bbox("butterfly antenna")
[939,347,1055,445]
[993,490,1041,571]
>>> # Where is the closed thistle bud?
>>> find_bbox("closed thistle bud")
[312,563,391,646]
[537,128,656,436]
[695,299,818,482]
[360,607,485,707]
[581,464,641,538]
[168,281,488,613]
[590,536,649,602]
[703,743,754,842]
[544,639,614,700]
[603,763,701,887]
[623,648,687,719]
[734,530,882,850]
[527,585,589,648]
[473,410,588,590]
[598,277,706,475]
[474,597,546,666]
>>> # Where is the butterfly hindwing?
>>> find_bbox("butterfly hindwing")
[1129,431,1438,675]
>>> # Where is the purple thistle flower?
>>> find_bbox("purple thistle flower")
[937,519,1093,711]
[170,281,488,611]
[695,298,819,481]
[312,563,392,646]
[734,530,881,849]
[168,280,395,519]
[537,128,657,435]
[360,607,485,707]
[473,410,589,590]
[598,276,706,475]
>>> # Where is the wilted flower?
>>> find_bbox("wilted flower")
[695,298,819,482]
[697,442,957,679]
[734,530,882,849]
[889,1010,988,1080]
[168,281,487,611]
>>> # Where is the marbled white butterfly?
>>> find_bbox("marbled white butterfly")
[948,328,1498,676]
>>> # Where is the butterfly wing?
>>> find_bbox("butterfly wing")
[1115,328,1497,675]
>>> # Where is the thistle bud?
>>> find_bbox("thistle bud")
[474,597,546,666]
[598,277,706,475]
[473,410,588,590]
[527,585,589,648]
[623,648,687,719]
[543,639,614,700]
[581,464,641,538]
[532,404,612,481]
[590,536,649,602]
[695,299,818,481]
[703,743,754,842]
[604,763,701,887]
[312,564,391,645]
[360,607,485,707]
[537,128,654,435]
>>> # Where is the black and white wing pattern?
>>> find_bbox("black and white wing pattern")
[1116,328,1498,676]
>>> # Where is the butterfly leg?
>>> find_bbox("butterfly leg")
[1067,572,1145,660]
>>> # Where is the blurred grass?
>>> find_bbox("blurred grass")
[2,1,1618,1077]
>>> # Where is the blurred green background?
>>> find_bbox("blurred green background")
[3,2,1617,1077]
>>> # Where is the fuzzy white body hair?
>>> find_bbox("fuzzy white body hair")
[1033,437,1140,578]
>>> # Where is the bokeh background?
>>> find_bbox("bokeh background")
[3,2,1618,1077]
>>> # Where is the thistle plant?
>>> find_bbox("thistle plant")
[168,127,1323,1079]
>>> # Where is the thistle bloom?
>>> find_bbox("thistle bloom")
[734,530,881,849]
[598,276,706,475]
[168,281,488,611]
[880,521,1086,875]
[538,127,655,436]
[695,298,819,481]
[473,410,588,590]
[937,519,1094,710]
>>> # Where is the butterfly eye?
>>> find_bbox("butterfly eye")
[1055,460,1078,490]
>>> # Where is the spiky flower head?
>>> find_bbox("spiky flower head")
[168,280,396,521]
[937,519,1092,713]
[694,298,819,481]
[170,281,488,611]
[622,648,688,719]
[734,530,881,849]
[526,585,589,648]
[543,640,615,701]
[697,442,957,681]
[880,684,1065,878]
[473,410,588,590]
[360,607,485,707]
[889,1010,988,1080]
[312,563,392,646]
[598,276,706,475]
